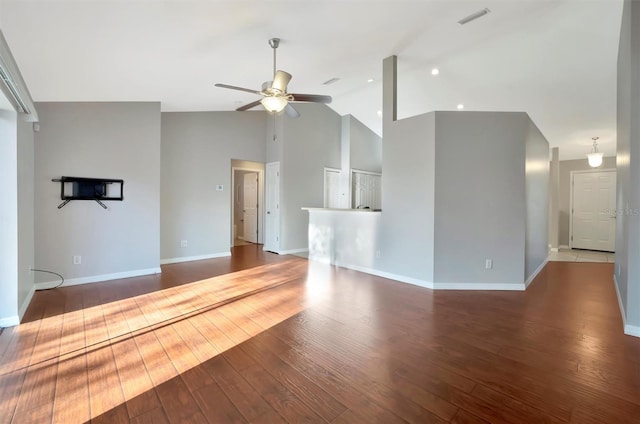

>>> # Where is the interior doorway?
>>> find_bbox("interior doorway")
[231,160,264,248]
[570,169,616,252]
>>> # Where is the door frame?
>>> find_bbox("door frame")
[323,167,341,208]
[569,168,616,250]
[264,161,281,253]
[231,165,264,247]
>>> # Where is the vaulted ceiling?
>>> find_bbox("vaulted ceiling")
[0,0,623,160]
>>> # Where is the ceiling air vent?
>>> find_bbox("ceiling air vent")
[322,77,341,86]
[458,8,491,25]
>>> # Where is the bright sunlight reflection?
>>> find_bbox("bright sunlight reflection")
[0,257,328,421]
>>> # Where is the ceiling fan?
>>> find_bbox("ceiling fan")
[215,38,332,118]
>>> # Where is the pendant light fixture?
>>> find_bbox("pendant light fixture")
[587,137,603,168]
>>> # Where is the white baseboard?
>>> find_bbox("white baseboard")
[18,284,36,322]
[525,259,548,289]
[613,273,627,328]
[35,267,161,290]
[0,315,19,327]
[612,274,639,338]
[278,248,309,255]
[549,247,559,253]
[160,252,231,265]
[625,325,640,337]
[433,282,526,291]
[328,259,434,289]
[559,245,570,250]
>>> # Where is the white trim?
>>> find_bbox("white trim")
[612,274,639,338]
[18,283,35,322]
[525,259,548,288]
[559,245,570,250]
[613,273,627,328]
[160,252,231,265]
[625,325,640,338]
[278,248,309,255]
[549,247,559,253]
[310,256,527,291]
[35,267,161,290]
[433,282,525,291]
[329,259,434,289]
[0,315,19,327]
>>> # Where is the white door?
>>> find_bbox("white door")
[571,170,616,252]
[324,168,341,208]
[352,171,382,209]
[264,162,280,253]
[243,172,258,243]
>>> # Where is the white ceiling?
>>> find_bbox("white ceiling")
[0,0,623,160]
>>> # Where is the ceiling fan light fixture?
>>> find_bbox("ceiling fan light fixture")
[587,137,603,167]
[261,96,288,113]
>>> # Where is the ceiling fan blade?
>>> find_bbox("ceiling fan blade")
[236,100,263,112]
[290,93,332,104]
[215,83,261,95]
[272,70,292,92]
[284,103,300,118]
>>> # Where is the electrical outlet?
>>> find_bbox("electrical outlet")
[180,240,188,248]
[485,259,493,269]
[73,255,81,265]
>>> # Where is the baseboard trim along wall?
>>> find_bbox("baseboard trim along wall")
[310,256,529,291]
[160,252,231,265]
[331,260,434,289]
[278,248,309,255]
[612,274,639,338]
[0,315,20,327]
[525,259,548,289]
[433,282,526,291]
[35,267,162,290]
[18,284,36,322]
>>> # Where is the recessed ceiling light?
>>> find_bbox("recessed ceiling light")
[431,68,440,76]
[377,110,383,118]
[457,104,464,110]
[368,78,374,83]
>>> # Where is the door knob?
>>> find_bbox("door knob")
[267,211,271,214]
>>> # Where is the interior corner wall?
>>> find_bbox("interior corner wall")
[34,102,161,284]
[161,112,266,261]
[558,156,617,247]
[280,103,341,252]
[524,120,550,281]
[616,0,640,333]
[349,114,382,174]
[378,112,436,284]
[0,109,19,325]
[17,116,34,317]
[433,111,526,287]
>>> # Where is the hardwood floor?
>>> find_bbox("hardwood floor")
[1,247,639,423]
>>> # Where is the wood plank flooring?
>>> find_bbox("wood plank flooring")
[1,246,638,423]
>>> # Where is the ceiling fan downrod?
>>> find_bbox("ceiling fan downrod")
[269,38,280,77]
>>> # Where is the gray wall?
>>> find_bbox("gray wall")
[349,115,382,174]
[616,0,640,332]
[433,112,527,286]
[279,103,342,251]
[17,116,34,313]
[558,157,617,247]
[0,109,19,324]
[525,120,550,282]
[34,102,161,282]
[161,112,266,260]
[379,112,435,283]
